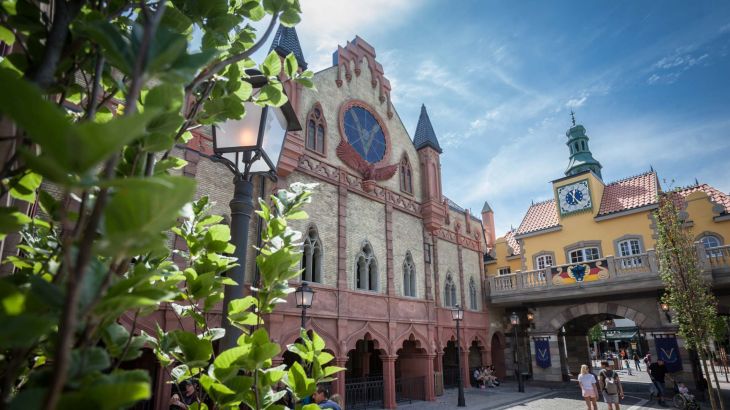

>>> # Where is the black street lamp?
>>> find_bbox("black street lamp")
[295,281,314,329]
[451,304,466,407]
[212,69,302,351]
[510,311,525,393]
[660,301,672,323]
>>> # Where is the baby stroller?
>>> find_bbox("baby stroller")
[672,382,699,410]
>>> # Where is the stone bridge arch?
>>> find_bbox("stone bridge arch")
[537,301,661,334]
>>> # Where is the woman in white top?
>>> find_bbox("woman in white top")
[577,364,599,410]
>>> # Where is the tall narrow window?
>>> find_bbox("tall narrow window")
[403,251,416,297]
[301,226,322,283]
[469,278,477,310]
[399,155,413,194]
[305,103,326,154]
[444,274,456,307]
[355,241,378,291]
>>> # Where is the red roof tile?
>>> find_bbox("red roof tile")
[504,229,521,255]
[676,184,730,213]
[597,172,659,216]
[515,199,560,236]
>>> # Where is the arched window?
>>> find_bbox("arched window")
[305,103,326,154]
[700,234,722,257]
[403,251,416,297]
[469,277,477,310]
[399,155,413,194]
[301,226,322,283]
[356,241,378,291]
[444,273,457,307]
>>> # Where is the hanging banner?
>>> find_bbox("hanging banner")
[534,338,551,369]
[550,259,609,286]
[655,335,683,372]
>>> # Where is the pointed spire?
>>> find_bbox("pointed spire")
[571,110,576,126]
[564,117,602,179]
[269,24,307,70]
[413,104,443,153]
[481,201,492,213]
[650,164,654,172]
[695,178,700,186]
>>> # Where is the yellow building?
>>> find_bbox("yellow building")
[484,118,730,280]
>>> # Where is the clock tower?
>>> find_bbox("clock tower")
[565,112,602,179]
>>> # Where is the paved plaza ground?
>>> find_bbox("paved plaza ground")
[396,366,718,410]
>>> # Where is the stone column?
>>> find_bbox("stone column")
[461,345,471,388]
[530,334,563,382]
[435,351,444,372]
[382,355,398,409]
[425,354,436,401]
[332,357,348,400]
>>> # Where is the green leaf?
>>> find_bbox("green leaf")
[170,330,213,367]
[58,370,151,410]
[257,83,287,107]
[0,25,14,45]
[0,314,55,348]
[154,156,188,174]
[284,53,298,78]
[75,20,134,74]
[69,347,111,379]
[0,207,31,240]
[279,8,302,27]
[286,361,315,399]
[261,50,282,77]
[101,176,195,256]
[144,83,184,111]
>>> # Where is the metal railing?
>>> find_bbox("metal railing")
[345,377,384,409]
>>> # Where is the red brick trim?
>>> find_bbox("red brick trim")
[297,154,422,218]
[385,204,394,296]
[432,235,441,307]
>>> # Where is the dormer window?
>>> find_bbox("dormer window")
[306,103,326,155]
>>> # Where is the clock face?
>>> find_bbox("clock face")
[342,106,386,163]
[557,180,592,215]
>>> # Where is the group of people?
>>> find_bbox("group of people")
[473,365,501,388]
[577,356,698,410]
[170,380,343,410]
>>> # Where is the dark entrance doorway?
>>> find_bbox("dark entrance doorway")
[346,337,384,409]
[442,340,459,388]
[394,337,427,403]
[491,333,506,379]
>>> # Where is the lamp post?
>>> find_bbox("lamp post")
[510,312,525,393]
[451,304,466,407]
[212,69,302,351]
[660,301,672,323]
[295,282,314,329]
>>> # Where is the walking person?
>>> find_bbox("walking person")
[599,361,624,410]
[624,355,632,376]
[577,364,599,410]
[648,358,670,407]
[633,353,642,371]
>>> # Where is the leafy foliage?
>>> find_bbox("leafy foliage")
[0,0,335,408]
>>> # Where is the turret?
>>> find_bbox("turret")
[481,200,496,249]
[415,105,446,231]
[565,111,602,179]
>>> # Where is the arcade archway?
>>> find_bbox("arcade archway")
[491,332,506,379]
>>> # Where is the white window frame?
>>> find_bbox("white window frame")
[569,247,600,264]
[701,235,722,257]
[618,238,643,268]
[536,254,553,270]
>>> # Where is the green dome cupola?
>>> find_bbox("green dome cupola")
[565,111,602,179]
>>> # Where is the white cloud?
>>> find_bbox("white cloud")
[294,0,419,71]
[566,95,588,108]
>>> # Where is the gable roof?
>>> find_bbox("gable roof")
[597,171,659,216]
[676,183,730,214]
[515,199,560,236]
[413,104,442,153]
[270,25,307,70]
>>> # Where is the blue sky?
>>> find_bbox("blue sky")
[271,0,730,236]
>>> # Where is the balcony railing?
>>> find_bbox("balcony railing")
[489,242,730,297]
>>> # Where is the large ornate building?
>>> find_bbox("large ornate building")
[483,116,730,385]
[164,27,492,409]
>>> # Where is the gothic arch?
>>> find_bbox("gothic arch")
[544,301,660,333]
[279,320,340,357]
[439,328,466,351]
[392,323,429,353]
[344,322,391,355]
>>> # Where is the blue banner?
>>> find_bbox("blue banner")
[534,339,551,369]
[656,336,682,372]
